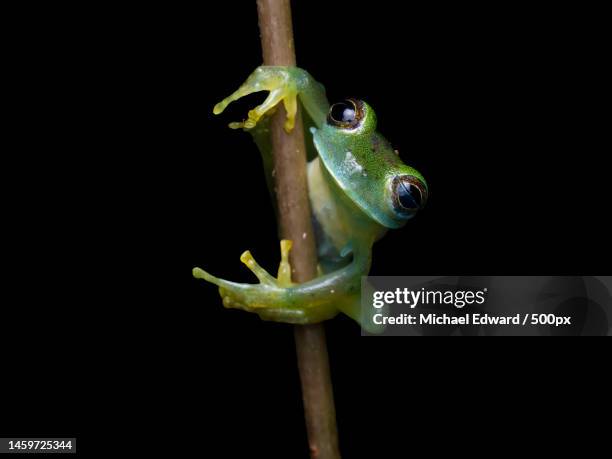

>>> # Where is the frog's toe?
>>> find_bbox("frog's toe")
[276,239,293,286]
[193,265,273,312]
[218,287,257,311]
[192,266,215,283]
[212,84,254,116]
[237,239,294,287]
[239,250,276,285]
[192,267,244,291]
[281,91,298,133]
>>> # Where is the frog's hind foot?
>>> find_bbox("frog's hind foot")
[213,67,299,133]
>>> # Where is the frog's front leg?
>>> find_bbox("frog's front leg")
[194,240,383,329]
[193,240,340,324]
[213,66,329,132]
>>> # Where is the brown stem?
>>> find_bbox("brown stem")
[256,1,341,458]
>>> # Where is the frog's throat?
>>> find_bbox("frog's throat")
[307,158,386,256]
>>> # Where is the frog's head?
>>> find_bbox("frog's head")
[312,99,428,229]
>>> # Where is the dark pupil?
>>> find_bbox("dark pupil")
[331,102,356,123]
[398,181,422,209]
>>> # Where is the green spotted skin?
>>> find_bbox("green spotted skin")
[194,67,427,332]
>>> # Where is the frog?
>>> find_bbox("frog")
[193,66,427,332]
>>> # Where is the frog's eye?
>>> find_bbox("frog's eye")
[391,176,428,215]
[327,99,363,129]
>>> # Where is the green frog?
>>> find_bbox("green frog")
[193,67,427,331]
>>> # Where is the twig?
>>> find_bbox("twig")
[255,1,341,458]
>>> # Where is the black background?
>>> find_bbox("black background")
[2,1,609,457]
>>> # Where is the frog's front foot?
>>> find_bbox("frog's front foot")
[194,240,329,324]
[213,66,299,133]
